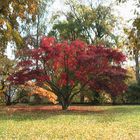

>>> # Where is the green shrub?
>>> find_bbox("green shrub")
[124,83,140,104]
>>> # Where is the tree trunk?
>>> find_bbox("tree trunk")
[62,104,69,110]
[61,97,70,110]
[5,95,12,106]
[80,92,85,103]
[93,91,100,104]
[112,96,116,105]
[134,49,140,84]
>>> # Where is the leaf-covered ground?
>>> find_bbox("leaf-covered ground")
[0,105,140,140]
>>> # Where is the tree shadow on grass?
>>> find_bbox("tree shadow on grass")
[103,105,140,114]
[0,105,104,121]
[0,105,139,122]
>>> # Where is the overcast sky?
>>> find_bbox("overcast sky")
[51,0,136,22]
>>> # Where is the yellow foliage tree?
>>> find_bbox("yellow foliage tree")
[0,0,40,52]
[23,81,58,104]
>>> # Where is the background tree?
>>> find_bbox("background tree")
[116,0,140,104]
[0,54,15,105]
[19,0,53,103]
[124,24,140,84]
[0,0,53,105]
[117,0,140,84]
[22,0,53,49]
[0,0,40,52]
[49,0,118,46]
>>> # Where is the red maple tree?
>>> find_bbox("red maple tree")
[9,37,127,110]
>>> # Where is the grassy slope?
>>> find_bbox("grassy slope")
[0,106,140,140]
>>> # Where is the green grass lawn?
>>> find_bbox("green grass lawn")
[0,105,140,140]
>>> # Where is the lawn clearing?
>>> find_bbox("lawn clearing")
[0,105,140,140]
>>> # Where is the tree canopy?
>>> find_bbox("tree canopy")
[9,37,127,109]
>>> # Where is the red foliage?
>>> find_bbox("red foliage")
[9,37,127,97]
